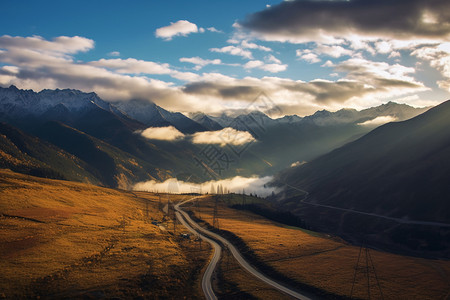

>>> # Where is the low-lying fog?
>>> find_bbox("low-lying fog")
[133,176,278,197]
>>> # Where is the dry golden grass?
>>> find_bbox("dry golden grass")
[192,196,450,300]
[216,247,292,300]
[0,169,209,299]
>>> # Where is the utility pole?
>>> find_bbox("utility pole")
[212,195,219,230]
[145,200,149,223]
[196,198,201,219]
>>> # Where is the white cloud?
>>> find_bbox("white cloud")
[192,127,255,146]
[241,40,272,52]
[107,51,120,57]
[0,35,435,118]
[291,161,307,167]
[265,54,281,64]
[207,27,223,33]
[244,60,264,69]
[243,62,287,73]
[412,43,450,91]
[296,49,321,63]
[133,176,277,197]
[180,56,222,70]
[155,20,200,41]
[210,46,253,59]
[90,58,172,74]
[0,35,94,56]
[139,126,185,141]
[357,116,397,127]
[315,44,354,58]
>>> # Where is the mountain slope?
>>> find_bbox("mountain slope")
[191,113,223,131]
[275,100,450,257]
[32,121,163,188]
[0,122,101,184]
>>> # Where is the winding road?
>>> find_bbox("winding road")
[283,182,450,228]
[174,197,312,300]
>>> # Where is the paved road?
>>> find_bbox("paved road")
[175,198,312,300]
[283,182,450,228]
[174,199,220,300]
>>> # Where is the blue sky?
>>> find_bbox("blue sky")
[1,0,449,116]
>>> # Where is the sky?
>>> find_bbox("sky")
[1,0,449,117]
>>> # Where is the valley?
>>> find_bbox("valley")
[1,170,449,299]
[2,1,450,298]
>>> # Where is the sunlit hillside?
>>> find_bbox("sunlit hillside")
[0,170,208,299]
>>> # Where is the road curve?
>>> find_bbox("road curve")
[175,198,312,300]
[174,200,220,300]
[283,182,450,227]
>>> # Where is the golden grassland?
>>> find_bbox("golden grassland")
[215,246,292,300]
[192,196,450,300]
[0,170,210,299]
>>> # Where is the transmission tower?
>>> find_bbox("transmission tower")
[350,243,384,299]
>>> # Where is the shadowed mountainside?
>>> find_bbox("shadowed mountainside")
[274,100,450,257]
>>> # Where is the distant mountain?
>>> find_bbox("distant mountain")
[114,99,207,134]
[191,113,223,131]
[0,86,211,186]
[0,85,435,189]
[298,102,429,126]
[201,103,428,176]
[274,100,450,257]
[276,115,303,124]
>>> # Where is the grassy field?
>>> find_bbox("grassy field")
[191,195,450,300]
[0,170,210,299]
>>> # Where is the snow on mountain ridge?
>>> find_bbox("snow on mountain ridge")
[0,85,111,116]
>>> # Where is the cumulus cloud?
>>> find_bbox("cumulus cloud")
[412,43,450,91]
[133,176,277,197]
[139,126,185,141]
[357,116,397,126]
[155,20,201,40]
[207,27,223,33]
[0,34,436,117]
[0,35,94,55]
[241,40,272,52]
[240,0,450,43]
[90,58,172,74]
[192,127,256,146]
[180,56,222,70]
[315,44,354,58]
[296,49,321,63]
[210,46,253,59]
[244,60,287,73]
[265,54,281,64]
[107,51,120,57]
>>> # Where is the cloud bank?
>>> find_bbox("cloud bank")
[240,0,450,43]
[192,127,256,146]
[0,34,446,117]
[357,116,397,127]
[139,126,185,141]
[133,176,277,197]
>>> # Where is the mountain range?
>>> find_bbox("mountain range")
[0,85,430,188]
